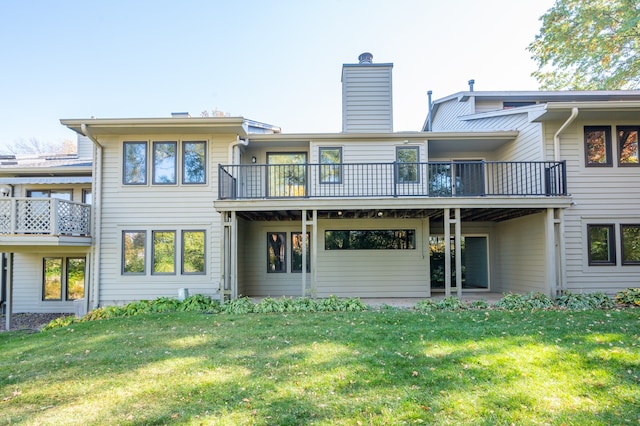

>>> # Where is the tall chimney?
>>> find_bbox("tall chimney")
[341,53,393,133]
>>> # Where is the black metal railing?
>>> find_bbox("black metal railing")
[218,161,567,200]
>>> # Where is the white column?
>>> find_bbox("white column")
[302,210,307,296]
[455,208,462,298]
[230,211,238,299]
[5,253,12,331]
[312,209,318,297]
[557,208,566,295]
[545,208,556,297]
[444,208,451,297]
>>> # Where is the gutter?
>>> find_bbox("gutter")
[553,107,579,161]
[80,124,103,310]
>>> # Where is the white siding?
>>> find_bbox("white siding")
[431,98,473,130]
[94,134,235,306]
[10,249,89,314]
[240,218,430,298]
[546,119,640,294]
[494,213,547,294]
[342,65,393,133]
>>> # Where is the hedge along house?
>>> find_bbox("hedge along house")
[213,53,573,301]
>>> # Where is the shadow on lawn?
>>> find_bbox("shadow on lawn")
[0,309,638,424]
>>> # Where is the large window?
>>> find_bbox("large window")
[319,147,342,184]
[123,231,146,274]
[621,224,640,265]
[27,189,73,200]
[325,230,415,250]
[618,126,639,166]
[153,231,176,274]
[267,232,286,272]
[584,127,612,166]
[292,232,310,272]
[396,147,419,183]
[153,142,177,184]
[123,142,148,184]
[43,257,85,301]
[182,141,207,184]
[182,230,206,274]
[587,224,615,265]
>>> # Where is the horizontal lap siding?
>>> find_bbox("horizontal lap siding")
[494,213,547,294]
[550,120,640,294]
[96,135,233,305]
[342,66,393,133]
[240,218,429,298]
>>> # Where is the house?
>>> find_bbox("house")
[2,53,640,324]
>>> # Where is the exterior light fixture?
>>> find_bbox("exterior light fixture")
[251,156,257,163]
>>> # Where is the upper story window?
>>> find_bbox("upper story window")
[617,126,639,166]
[182,141,206,184]
[319,147,342,184]
[153,142,177,184]
[123,141,207,186]
[584,126,612,166]
[396,146,419,183]
[123,142,148,184]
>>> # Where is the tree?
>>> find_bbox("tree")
[6,137,75,155]
[528,0,640,90]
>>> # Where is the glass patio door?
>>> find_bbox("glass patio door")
[429,235,489,290]
[267,153,307,197]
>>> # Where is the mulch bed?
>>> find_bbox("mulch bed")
[0,313,69,332]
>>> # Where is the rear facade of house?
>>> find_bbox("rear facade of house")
[2,53,640,315]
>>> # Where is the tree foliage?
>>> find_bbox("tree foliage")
[529,0,640,90]
[6,137,74,155]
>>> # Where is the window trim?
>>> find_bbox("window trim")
[621,224,640,265]
[319,147,342,184]
[587,224,616,266]
[182,141,207,184]
[267,232,287,273]
[42,257,86,302]
[122,230,147,274]
[181,230,206,275]
[123,141,148,185]
[396,146,420,183]
[584,126,612,167]
[152,141,177,185]
[617,126,639,167]
[152,230,176,275]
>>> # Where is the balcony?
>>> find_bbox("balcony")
[0,198,91,244]
[218,161,567,200]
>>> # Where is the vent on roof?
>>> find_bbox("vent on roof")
[0,155,16,160]
[171,112,190,118]
[358,52,373,64]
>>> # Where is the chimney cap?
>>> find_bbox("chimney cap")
[358,52,373,64]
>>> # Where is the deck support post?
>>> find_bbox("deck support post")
[5,253,12,331]
[301,210,317,297]
[545,208,557,297]
[221,211,237,302]
[444,208,451,297]
[454,208,462,298]
[443,208,462,298]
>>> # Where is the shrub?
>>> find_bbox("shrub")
[221,296,255,314]
[42,315,77,331]
[494,292,554,310]
[179,294,220,312]
[151,297,181,312]
[414,299,438,312]
[437,296,466,310]
[468,299,490,310]
[615,288,640,306]
[556,291,615,310]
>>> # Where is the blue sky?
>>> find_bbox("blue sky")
[0,0,555,152]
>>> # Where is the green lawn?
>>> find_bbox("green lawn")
[1,308,639,425]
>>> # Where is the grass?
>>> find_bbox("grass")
[1,308,639,425]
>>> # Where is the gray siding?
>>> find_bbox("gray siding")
[342,65,393,133]
[431,98,473,130]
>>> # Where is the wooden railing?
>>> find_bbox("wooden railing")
[218,161,567,200]
[0,198,91,236]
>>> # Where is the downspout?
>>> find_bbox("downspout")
[81,124,103,310]
[553,107,578,161]
[228,135,248,165]
[427,90,433,132]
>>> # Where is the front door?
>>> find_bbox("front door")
[267,152,307,197]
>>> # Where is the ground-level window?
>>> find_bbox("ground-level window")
[621,224,640,265]
[43,257,85,301]
[292,232,310,272]
[324,230,415,250]
[153,231,176,274]
[123,231,147,274]
[267,232,286,272]
[618,126,639,166]
[587,224,615,265]
[584,126,612,166]
[429,235,489,290]
[182,230,206,274]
